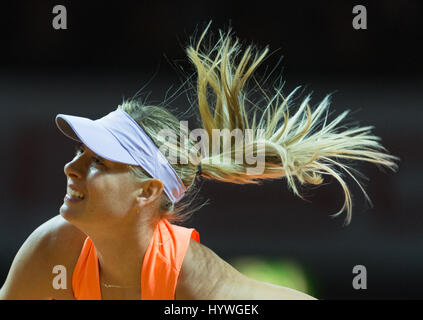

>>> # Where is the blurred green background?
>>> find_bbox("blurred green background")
[230,256,317,297]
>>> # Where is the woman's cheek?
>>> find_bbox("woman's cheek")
[94,184,127,214]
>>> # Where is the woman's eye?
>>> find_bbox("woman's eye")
[74,145,84,156]
[74,144,104,166]
[92,157,103,165]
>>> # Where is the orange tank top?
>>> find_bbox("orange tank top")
[72,218,200,300]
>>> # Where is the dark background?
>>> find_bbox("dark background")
[0,0,422,299]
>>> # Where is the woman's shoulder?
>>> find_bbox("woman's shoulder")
[175,239,240,299]
[37,215,87,255]
[0,215,86,299]
[17,214,87,266]
[34,215,88,291]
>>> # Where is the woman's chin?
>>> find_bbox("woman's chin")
[59,204,84,224]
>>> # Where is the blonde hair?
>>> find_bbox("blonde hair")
[120,22,400,225]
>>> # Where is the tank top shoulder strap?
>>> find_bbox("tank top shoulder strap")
[141,219,200,300]
[72,237,102,300]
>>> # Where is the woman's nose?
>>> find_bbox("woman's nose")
[64,158,84,179]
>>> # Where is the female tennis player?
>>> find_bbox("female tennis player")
[0,23,399,300]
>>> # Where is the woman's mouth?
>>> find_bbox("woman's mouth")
[65,188,85,203]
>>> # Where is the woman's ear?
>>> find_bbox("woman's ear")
[137,188,148,203]
[137,180,164,205]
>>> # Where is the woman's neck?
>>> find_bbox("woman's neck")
[88,214,158,287]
